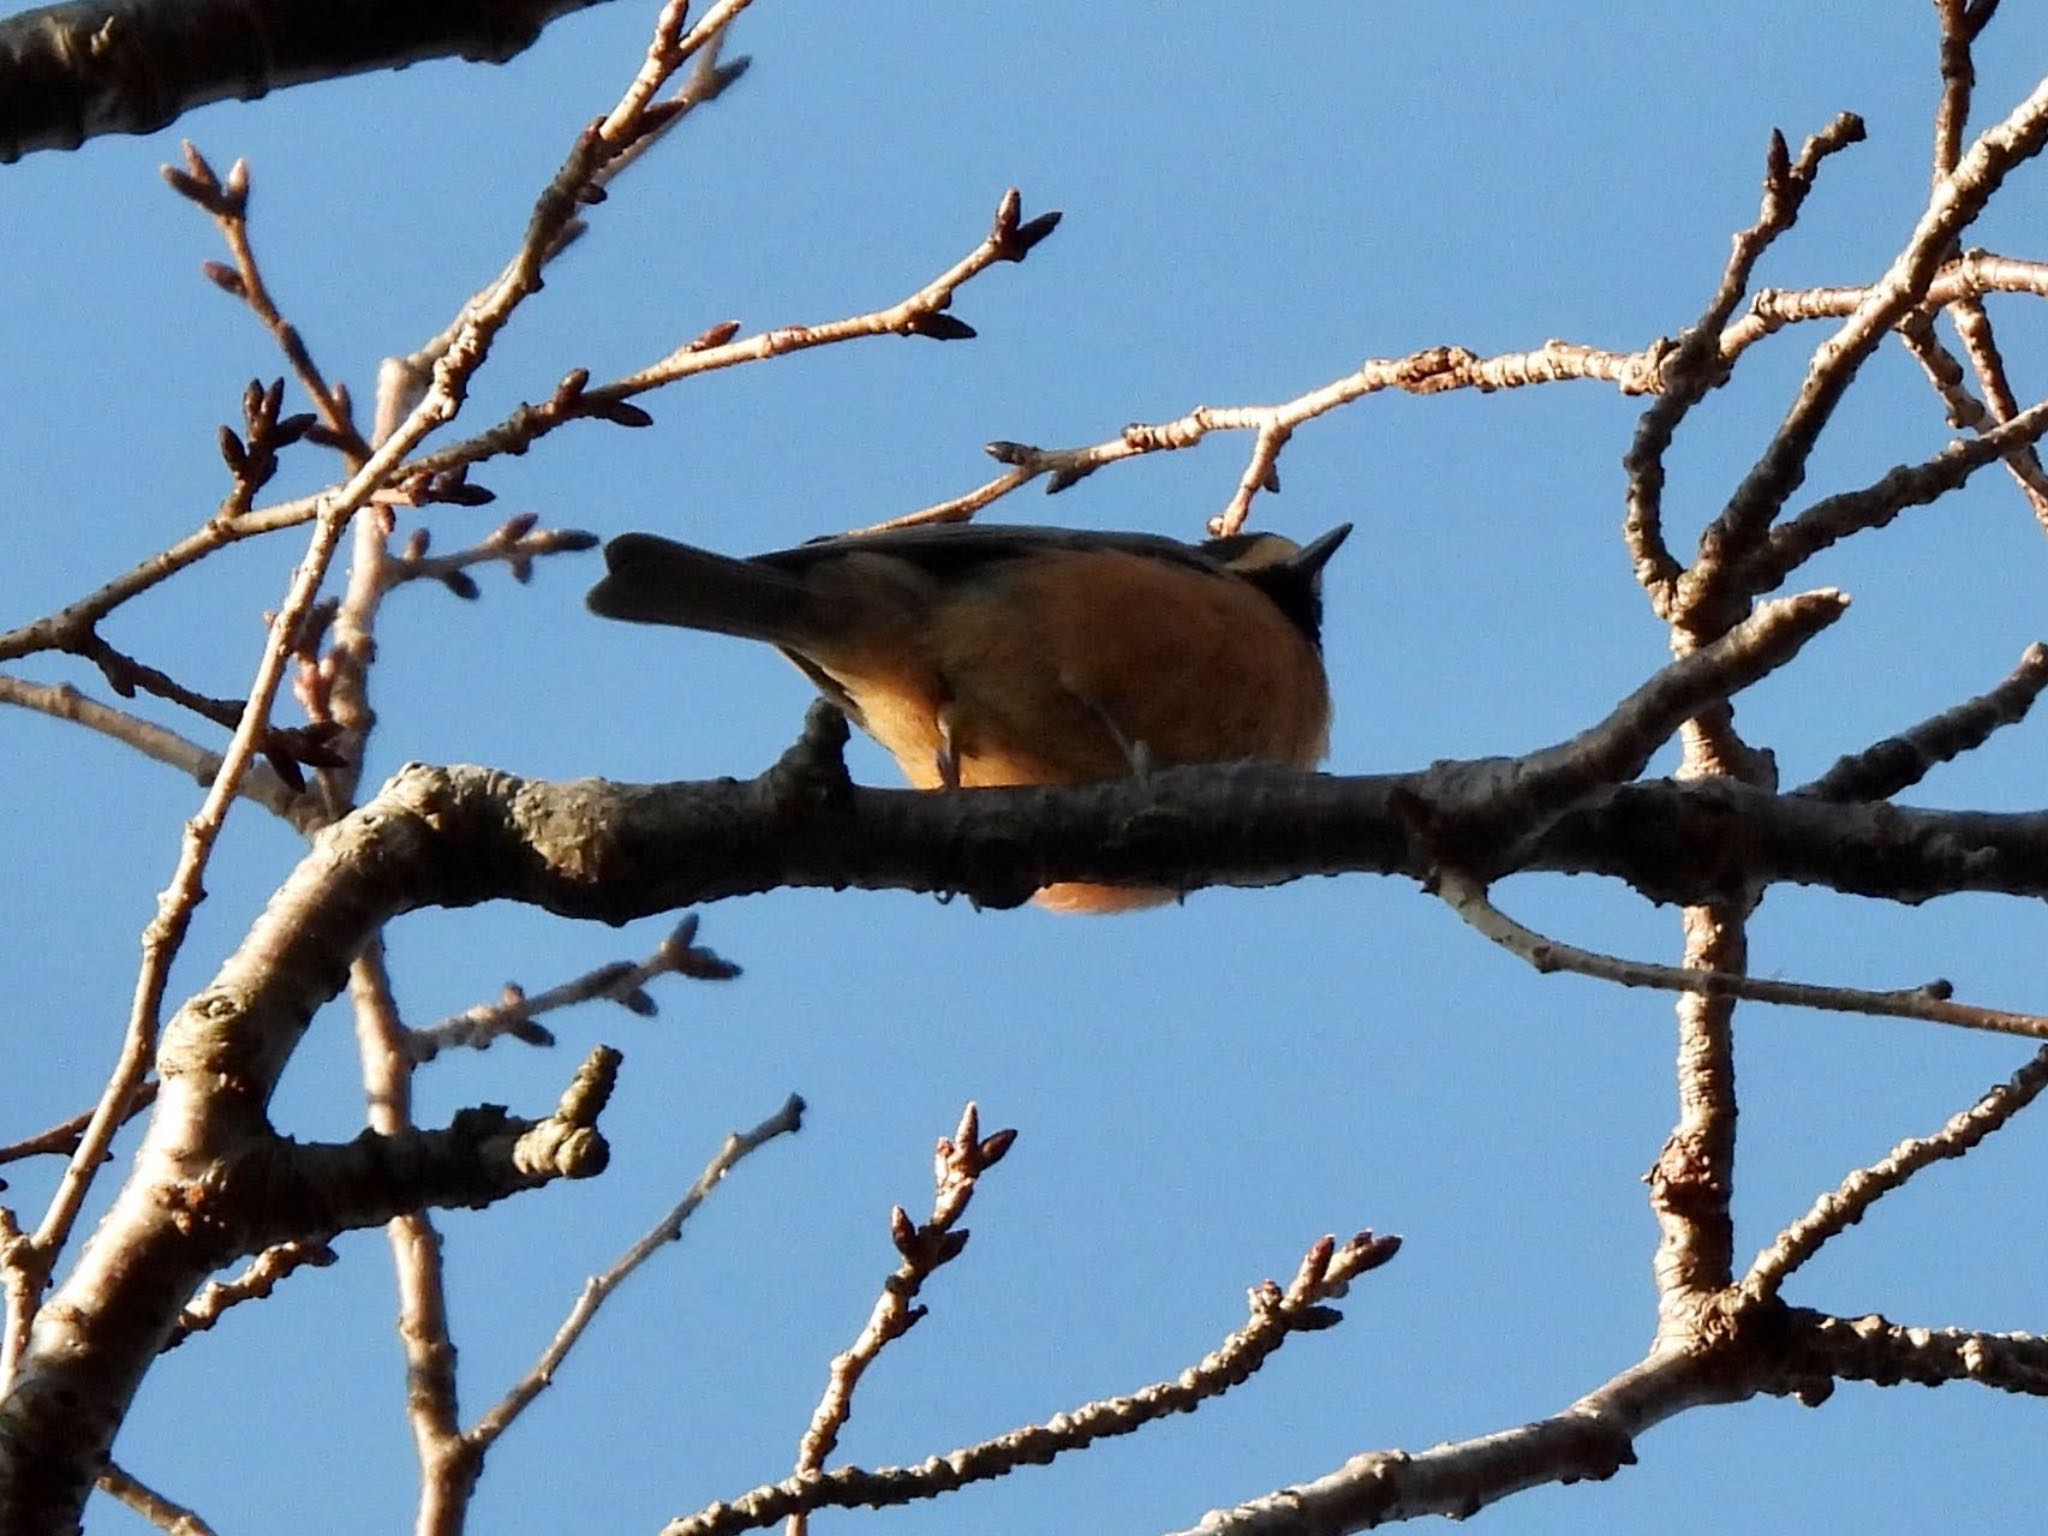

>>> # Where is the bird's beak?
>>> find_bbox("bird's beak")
[1290,523,1353,579]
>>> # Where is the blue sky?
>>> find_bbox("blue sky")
[6,5,2048,1533]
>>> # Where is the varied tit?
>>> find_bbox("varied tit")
[588,520,1349,911]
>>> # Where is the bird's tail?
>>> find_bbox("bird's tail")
[586,533,812,642]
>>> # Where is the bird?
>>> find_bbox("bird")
[587,519,1350,912]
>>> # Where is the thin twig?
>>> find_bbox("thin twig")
[0,1207,29,1393]
[1436,868,2048,1043]
[13,244,2048,672]
[350,944,473,1533]
[384,516,600,604]
[168,1240,340,1346]
[1169,1348,1713,1535]
[1700,73,2048,585]
[14,254,482,1349]
[0,676,305,822]
[0,510,293,665]
[598,0,754,144]
[95,1462,220,1536]
[1895,312,2048,513]
[1797,641,2048,800]
[406,915,739,1063]
[17,85,623,1332]
[1931,0,1996,176]
[182,146,366,460]
[54,629,339,784]
[1624,115,1868,614]
[393,0,756,402]
[394,36,749,388]
[1746,389,2048,589]
[1746,1040,2048,1299]
[0,1082,158,1169]
[1782,1309,2048,1401]
[1923,1,2048,527]
[1943,296,2048,519]
[315,14,761,1528]
[465,1093,805,1455]
[786,1105,1015,1536]
[1436,589,1849,869]
[662,1230,1399,1536]
[402,186,1061,486]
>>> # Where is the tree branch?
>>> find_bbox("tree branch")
[663,1231,1400,1536]
[0,0,611,162]
[464,1092,804,1455]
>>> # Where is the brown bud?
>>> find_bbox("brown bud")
[590,398,655,428]
[906,312,976,342]
[162,167,219,211]
[271,413,316,448]
[689,320,743,352]
[889,1206,917,1257]
[1765,128,1790,186]
[180,140,218,187]
[991,187,1022,240]
[432,478,498,507]
[263,749,307,795]
[1005,210,1063,261]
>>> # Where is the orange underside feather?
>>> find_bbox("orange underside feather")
[804,550,1331,912]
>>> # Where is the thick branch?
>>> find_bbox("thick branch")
[115,758,2048,932]
[260,1083,615,1247]
[0,0,608,162]
[0,1045,616,1529]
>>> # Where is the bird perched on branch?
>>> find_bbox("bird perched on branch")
[587,520,1350,912]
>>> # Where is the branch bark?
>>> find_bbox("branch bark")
[0,0,609,161]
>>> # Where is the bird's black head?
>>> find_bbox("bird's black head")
[1203,523,1351,646]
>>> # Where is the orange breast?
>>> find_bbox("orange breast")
[802,549,1332,910]
[932,551,1330,778]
